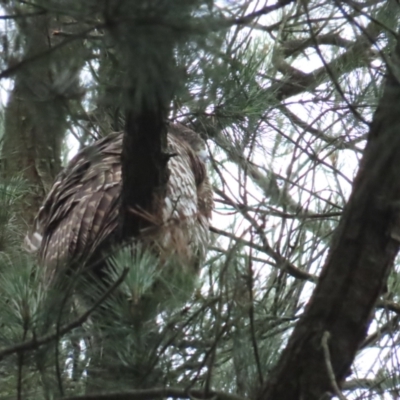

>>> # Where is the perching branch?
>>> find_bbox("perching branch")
[64,387,249,400]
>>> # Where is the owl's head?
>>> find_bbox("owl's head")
[168,123,208,162]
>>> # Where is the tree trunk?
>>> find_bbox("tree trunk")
[2,13,83,229]
[258,44,400,399]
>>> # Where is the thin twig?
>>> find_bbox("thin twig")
[0,25,102,80]
[303,1,368,125]
[210,224,318,283]
[0,10,46,19]
[247,249,263,385]
[361,314,400,349]
[16,323,28,400]
[321,331,348,400]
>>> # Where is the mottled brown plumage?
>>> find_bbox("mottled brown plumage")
[26,123,213,283]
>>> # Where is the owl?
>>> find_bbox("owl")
[25,123,213,286]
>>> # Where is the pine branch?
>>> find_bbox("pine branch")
[266,19,381,101]
[0,25,100,80]
[210,225,318,282]
[0,268,128,361]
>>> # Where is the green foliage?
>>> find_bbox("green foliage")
[0,177,28,251]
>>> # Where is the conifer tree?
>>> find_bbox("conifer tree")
[0,1,400,399]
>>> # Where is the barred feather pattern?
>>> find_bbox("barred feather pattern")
[26,124,213,283]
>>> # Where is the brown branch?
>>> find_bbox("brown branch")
[304,1,367,124]
[361,314,400,349]
[278,104,363,152]
[321,332,348,400]
[231,0,296,27]
[210,225,318,283]
[64,387,248,400]
[343,377,392,392]
[281,33,354,58]
[118,30,175,239]
[257,37,400,400]
[265,20,381,102]
[121,108,170,238]
[0,25,99,80]
[376,299,400,314]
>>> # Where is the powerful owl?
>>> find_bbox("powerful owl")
[25,123,213,285]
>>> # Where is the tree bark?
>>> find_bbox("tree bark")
[121,105,170,239]
[109,8,177,240]
[258,40,400,400]
[2,13,83,228]
[85,4,177,392]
